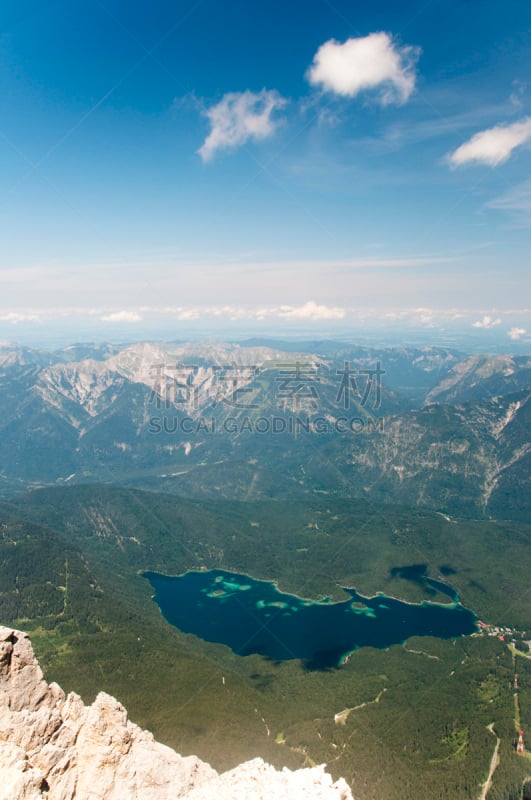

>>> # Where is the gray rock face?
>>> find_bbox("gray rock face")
[0,627,353,800]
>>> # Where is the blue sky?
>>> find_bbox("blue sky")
[0,0,530,345]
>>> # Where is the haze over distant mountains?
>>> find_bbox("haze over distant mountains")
[0,339,528,520]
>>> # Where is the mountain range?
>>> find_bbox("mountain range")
[0,340,529,519]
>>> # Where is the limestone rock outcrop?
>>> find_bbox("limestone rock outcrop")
[0,627,353,800]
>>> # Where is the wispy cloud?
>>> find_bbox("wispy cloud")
[100,310,142,323]
[306,32,420,105]
[175,309,201,321]
[488,178,531,226]
[448,117,531,167]
[198,89,287,162]
[257,301,345,321]
[472,315,502,329]
[385,307,441,327]
[413,307,435,326]
[508,326,527,340]
[355,102,516,154]
[509,80,527,111]
[0,311,40,323]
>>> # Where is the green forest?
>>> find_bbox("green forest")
[1,485,530,799]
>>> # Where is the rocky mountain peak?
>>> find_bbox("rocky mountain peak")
[0,627,353,800]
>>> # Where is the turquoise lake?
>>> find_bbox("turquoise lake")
[144,569,477,669]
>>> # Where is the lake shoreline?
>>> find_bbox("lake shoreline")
[143,568,478,668]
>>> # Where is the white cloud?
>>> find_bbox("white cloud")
[0,311,40,323]
[176,309,200,321]
[257,301,345,321]
[198,89,287,162]
[472,315,502,329]
[207,306,250,320]
[306,32,420,105]
[448,117,531,167]
[100,310,142,323]
[508,326,527,340]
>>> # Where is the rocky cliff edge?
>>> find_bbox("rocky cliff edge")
[0,627,353,800]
